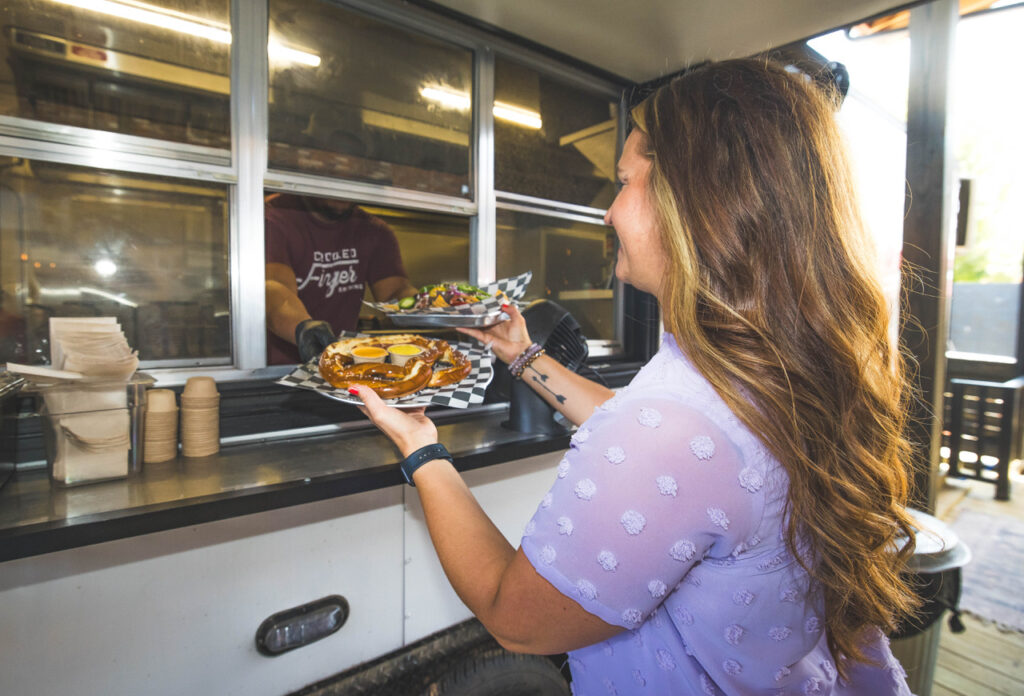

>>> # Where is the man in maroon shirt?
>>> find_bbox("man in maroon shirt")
[264,193,417,364]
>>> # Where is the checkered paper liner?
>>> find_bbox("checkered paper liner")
[276,334,493,409]
[364,271,533,325]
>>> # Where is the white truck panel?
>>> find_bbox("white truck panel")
[0,487,406,696]
[402,452,561,643]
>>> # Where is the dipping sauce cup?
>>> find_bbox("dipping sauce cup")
[387,344,424,367]
[350,346,388,364]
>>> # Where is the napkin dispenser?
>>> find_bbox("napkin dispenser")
[35,374,153,487]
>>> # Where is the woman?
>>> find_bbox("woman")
[351,58,918,694]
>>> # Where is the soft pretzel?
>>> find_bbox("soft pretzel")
[317,335,472,399]
[428,340,472,388]
[318,355,433,398]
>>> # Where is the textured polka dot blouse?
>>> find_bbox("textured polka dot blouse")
[520,334,912,695]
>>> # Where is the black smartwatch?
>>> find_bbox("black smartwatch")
[399,443,453,486]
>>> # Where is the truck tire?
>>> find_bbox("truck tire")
[424,648,570,696]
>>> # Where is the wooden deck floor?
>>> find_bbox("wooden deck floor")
[931,472,1024,696]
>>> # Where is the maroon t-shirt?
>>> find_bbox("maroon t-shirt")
[265,194,406,364]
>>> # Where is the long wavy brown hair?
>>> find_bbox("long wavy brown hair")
[632,58,919,675]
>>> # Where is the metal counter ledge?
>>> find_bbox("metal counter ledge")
[0,405,571,563]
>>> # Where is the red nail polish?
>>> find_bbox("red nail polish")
[348,387,359,395]
[501,303,510,310]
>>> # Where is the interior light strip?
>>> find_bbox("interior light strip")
[50,0,320,67]
[420,86,542,129]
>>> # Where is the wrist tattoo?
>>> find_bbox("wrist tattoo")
[528,367,566,404]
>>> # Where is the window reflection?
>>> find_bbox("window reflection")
[495,209,616,342]
[494,57,618,209]
[268,0,473,197]
[0,0,231,147]
[0,158,230,364]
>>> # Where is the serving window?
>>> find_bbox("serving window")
[262,191,471,347]
[0,158,230,366]
[268,0,473,198]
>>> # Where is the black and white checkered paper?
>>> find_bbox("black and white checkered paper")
[276,334,493,409]
[365,271,533,326]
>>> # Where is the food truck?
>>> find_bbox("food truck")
[0,0,1015,694]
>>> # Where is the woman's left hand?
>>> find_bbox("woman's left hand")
[349,386,439,457]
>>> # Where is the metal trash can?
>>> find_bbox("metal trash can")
[889,508,971,696]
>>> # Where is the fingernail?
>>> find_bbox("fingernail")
[501,303,510,310]
[348,387,360,395]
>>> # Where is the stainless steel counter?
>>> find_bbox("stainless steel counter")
[0,407,570,562]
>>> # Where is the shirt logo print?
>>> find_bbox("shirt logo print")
[297,253,360,297]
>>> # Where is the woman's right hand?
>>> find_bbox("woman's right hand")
[457,303,533,365]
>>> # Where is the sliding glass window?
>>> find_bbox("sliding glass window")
[494,55,617,209]
[0,0,231,148]
[0,158,230,365]
[493,54,622,352]
[268,0,473,198]
[495,209,616,342]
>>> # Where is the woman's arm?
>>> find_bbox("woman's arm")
[513,353,615,426]
[459,304,614,427]
[352,387,622,654]
[413,458,622,654]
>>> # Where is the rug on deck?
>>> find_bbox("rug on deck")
[949,508,1024,633]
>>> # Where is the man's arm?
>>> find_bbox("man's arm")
[371,275,418,303]
[265,262,310,343]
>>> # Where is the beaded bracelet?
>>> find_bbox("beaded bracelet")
[518,347,546,377]
[509,343,545,379]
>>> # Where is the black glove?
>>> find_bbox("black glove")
[295,319,335,363]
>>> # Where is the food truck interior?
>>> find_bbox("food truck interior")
[0,0,1022,695]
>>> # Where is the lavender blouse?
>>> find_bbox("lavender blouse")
[520,334,913,695]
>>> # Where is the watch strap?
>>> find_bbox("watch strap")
[399,443,453,486]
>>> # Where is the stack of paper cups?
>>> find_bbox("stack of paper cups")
[181,377,219,458]
[143,389,178,463]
